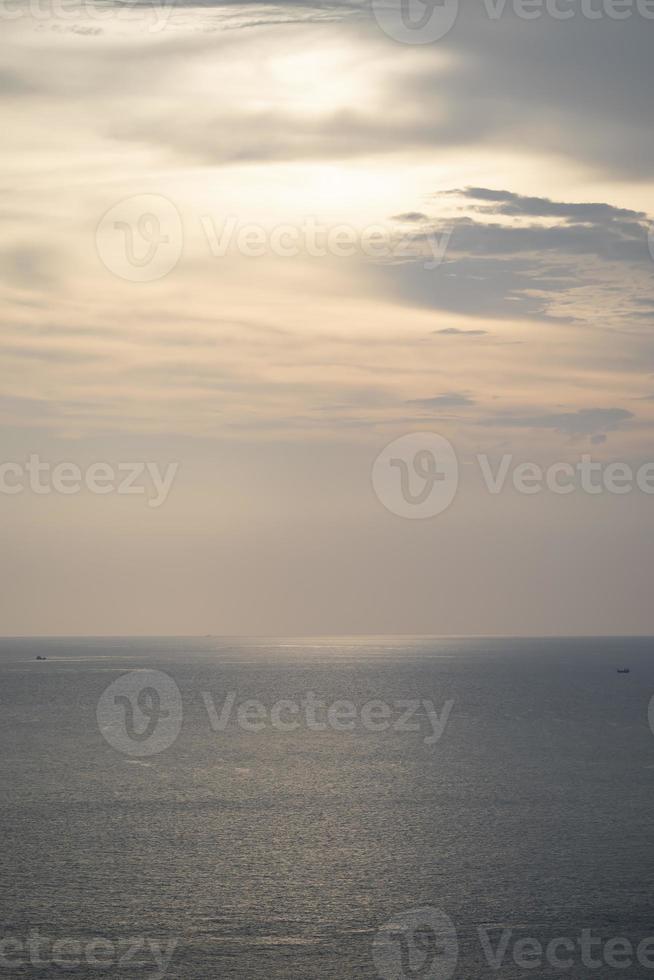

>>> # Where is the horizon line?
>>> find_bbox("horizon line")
[1,632,653,640]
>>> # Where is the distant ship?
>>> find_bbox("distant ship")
[35,656,47,661]
[617,668,630,674]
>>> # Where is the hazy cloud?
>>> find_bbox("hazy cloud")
[406,392,475,408]
[482,408,635,438]
[433,328,488,337]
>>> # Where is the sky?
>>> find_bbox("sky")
[1,0,654,635]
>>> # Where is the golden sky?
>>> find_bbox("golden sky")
[2,1,654,634]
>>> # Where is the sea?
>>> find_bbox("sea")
[1,635,653,979]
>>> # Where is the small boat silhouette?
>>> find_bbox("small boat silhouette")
[35,656,47,661]
[617,668,630,674]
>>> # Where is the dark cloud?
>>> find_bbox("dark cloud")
[425,189,652,264]
[394,10,654,180]
[0,69,35,96]
[433,328,488,336]
[406,392,475,408]
[454,188,646,223]
[375,188,654,325]
[392,212,429,222]
[375,254,578,323]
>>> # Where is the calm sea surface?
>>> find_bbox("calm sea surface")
[1,635,653,978]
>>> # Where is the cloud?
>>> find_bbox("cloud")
[406,392,475,408]
[376,254,578,323]
[454,188,646,223]
[3,10,654,453]
[433,328,488,336]
[393,10,654,180]
[0,344,100,364]
[113,12,653,179]
[482,408,635,438]
[374,187,654,327]
[392,212,429,222]
[7,8,654,183]
[425,188,652,264]
[0,69,35,96]
[0,246,59,289]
